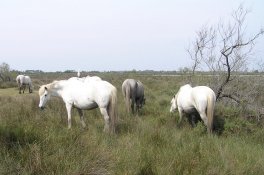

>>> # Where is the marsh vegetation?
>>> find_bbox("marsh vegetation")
[0,72,264,174]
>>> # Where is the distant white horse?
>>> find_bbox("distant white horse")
[16,75,33,94]
[38,76,118,133]
[122,79,145,114]
[170,84,216,133]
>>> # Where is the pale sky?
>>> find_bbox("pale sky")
[0,0,263,72]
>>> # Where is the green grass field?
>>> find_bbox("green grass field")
[0,88,20,96]
[0,72,264,174]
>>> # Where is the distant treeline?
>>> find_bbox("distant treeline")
[17,70,264,75]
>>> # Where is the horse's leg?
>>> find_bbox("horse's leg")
[124,95,130,113]
[131,97,135,114]
[136,99,142,115]
[136,105,139,116]
[77,108,86,128]
[22,85,25,93]
[19,85,21,94]
[65,103,73,129]
[178,108,184,126]
[189,114,199,127]
[199,111,208,127]
[100,107,110,132]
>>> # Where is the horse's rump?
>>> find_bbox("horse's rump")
[171,84,216,134]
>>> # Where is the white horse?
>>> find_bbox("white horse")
[38,76,118,133]
[170,84,216,133]
[16,75,33,94]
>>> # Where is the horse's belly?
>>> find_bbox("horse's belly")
[183,107,197,114]
[74,100,98,110]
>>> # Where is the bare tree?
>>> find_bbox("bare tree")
[188,5,263,103]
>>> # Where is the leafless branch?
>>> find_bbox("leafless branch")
[188,4,264,104]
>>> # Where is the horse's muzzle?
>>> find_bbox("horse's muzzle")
[40,106,45,110]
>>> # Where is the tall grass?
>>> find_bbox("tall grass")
[0,73,264,174]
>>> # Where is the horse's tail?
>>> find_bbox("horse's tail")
[108,87,118,133]
[207,93,216,134]
[122,83,131,113]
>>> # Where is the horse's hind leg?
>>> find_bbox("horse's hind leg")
[22,85,25,93]
[199,111,208,127]
[65,103,73,129]
[178,108,184,126]
[131,98,135,114]
[77,108,86,128]
[99,107,110,132]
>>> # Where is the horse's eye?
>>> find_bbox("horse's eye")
[45,94,47,97]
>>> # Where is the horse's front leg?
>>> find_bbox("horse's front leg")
[188,114,198,127]
[77,108,86,128]
[65,103,73,129]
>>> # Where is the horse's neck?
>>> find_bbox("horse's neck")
[48,81,65,97]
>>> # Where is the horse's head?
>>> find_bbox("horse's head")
[170,94,177,113]
[38,86,51,109]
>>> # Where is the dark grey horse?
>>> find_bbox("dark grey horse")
[122,79,145,114]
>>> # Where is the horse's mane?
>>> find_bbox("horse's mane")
[39,80,59,95]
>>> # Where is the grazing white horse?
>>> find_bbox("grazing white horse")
[38,76,118,133]
[170,84,216,133]
[16,75,33,94]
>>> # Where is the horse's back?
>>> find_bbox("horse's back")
[24,76,32,83]
[61,77,116,108]
[122,79,137,89]
[66,76,115,98]
[192,86,215,99]
[177,85,215,109]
